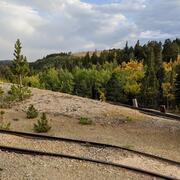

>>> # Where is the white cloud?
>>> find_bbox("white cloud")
[140,30,172,39]
[0,0,179,61]
[0,1,44,35]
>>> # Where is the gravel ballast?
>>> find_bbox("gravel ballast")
[0,150,163,180]
[0,134,179,179]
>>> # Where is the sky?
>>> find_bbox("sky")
[0,0,180,61]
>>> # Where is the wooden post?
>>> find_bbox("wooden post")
[133,98,138,108]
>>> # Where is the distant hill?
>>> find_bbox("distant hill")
[0,60,12,65]
[72,50,102,57]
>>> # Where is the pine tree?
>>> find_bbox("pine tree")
[34,113,51,133]
[153,42,165,104]
[142,47,158,107]
[174,65,180,107]
[83,52,90,67]
[91,51,98,64]
[12,39,29,87]
[134,40,145,60]
[122,41,130,62]
[163,39,179,62]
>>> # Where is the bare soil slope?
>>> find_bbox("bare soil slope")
[1,83,180,162]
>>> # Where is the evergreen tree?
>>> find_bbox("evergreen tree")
[83,52,90,68]
[122,41,130,62]
[153,42,165,104]
[163,39,179,62]
[106,72,125,102]
[174,65,180,107]
[128,47,135,59]
[142,47,158,107]
[91,51,98,64]
[134,40,145,60]
[12,39,29,87]
[99,50,108,64]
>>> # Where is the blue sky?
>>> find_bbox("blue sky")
[0,0,179,61]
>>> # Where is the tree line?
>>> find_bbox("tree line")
[1,38,180,110]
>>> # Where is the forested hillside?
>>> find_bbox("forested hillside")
[1,38,180,109]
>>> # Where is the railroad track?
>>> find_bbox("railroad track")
[0,130,179,179]
[108,101,180,121]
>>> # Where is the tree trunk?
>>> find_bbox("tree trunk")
[19,74,22,88]
[19,74,23,100]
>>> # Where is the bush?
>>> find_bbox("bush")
[0,110,5,122]
[0,87,4,107]
[26,105,38,119]
[8,85,31,102]
[99,90,106,102]
[0,122,11,130]
[79,117,92,125]
[0,111,10,130]
[0,87,4,96]
[34,113,51,133]
[125,116,133,122]
[23,75,41,88]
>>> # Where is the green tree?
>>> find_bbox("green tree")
[83,52,91,67]
[174,65,180,107]
[12,39,29,87]
[91,51,99,64]
[73,67,91,97]
[24,75,41,88]
[106,72,125,102]
[153,41,165,104]
[40,68,59,91]
[141,47,158,107]
[106,60,144,103]
[134,40,146,60]
[121,41,130,62]
[163,39,179,62]
[58,69,74,93]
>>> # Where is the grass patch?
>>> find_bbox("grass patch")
[125,116,133,122]
[122,145,134,150]
[0,122,11,130]
[79,117,92,125]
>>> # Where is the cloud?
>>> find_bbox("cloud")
[140,30,172,39]
[0,0,179,61]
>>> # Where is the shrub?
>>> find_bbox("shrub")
[34,113,51,133]
[8,85,31,102]
[125,116,133,122]
[0,87,4,96]
[0,87,4,107]
[26,105,38,119]
[0,122,11,130]
[23,75,41,88]
[0,110,5,121]
[79,117,92,125]
[99,90,106,102]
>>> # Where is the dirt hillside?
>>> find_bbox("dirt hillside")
[1,83,180,162]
